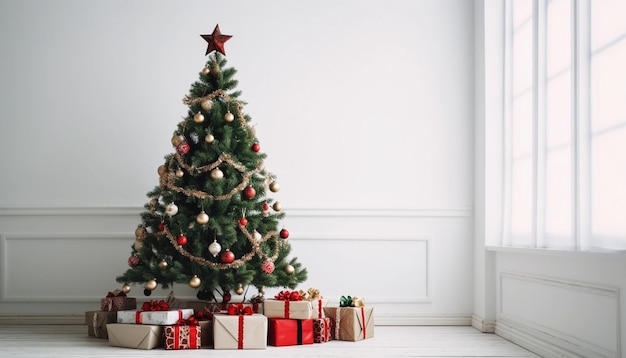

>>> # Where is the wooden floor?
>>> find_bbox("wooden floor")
[0,325,539,357]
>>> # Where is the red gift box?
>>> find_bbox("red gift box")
[313,317,332,343]
[268,318,314,346]
[163,324,201,350]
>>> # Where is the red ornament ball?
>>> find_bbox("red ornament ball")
[243,186,256,199]
[220,249,235,264]
[176,142,190,155]
[251,143,260,152]
[238,217,248,226]
[177,235,188,245]
[262,202,269,211]
[128,255,140,268]
[280,228,289,239]
[158,222,165,231]
[261,260,275,274]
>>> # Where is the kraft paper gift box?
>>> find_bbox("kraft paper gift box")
[106,323,162,350]
[116,308,194,325]
[263,299,313,320]
[100,290,136,311]
[85,311,116,339]
[323,306,375,341]
[199,320,213,347]
[163,324,201,350]
[313,317,332,343]
[268,318,314,346]
[213,313,268,349]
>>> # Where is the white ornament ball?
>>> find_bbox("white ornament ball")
[209,240,222,257]
[165,203,178,216]
[210,168,224,180]
[196,211,209,225]
[205,134,215,143]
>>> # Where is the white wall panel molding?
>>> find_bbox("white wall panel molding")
[497,271,620,358]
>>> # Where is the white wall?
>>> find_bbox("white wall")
[0,0,475,324]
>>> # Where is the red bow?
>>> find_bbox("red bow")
[175,315,199,326]
[106,289,126,298]
[141,300,170,311]
[227,303,253,316]
[195,310,213,321]
[274,290,302,301]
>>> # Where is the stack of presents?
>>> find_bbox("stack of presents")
[85,288,374,350]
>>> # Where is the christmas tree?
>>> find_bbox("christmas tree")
[116,25,307,303]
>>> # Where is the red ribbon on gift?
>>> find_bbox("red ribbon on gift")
[105,289,126,298]
[141,300,170,311]
[360,307,366,339]
[172,325,199,349]
[195,310,213,321]
[274,290,302,301]
[175,315,199,326]
[227,303,253,316]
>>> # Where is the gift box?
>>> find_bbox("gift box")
[264,299,312,320]
[85,311,116,339]
[313,317,332,343]
[299,288,328,319]
[163,324,201,350]
[199,320,213,347]
[324,306,375,341]
[106,323,162,349]
[268,318,314,346]
[213,307,267,350]
[184,300,263,315]
[117,308,194,325]
[100,290,136,312]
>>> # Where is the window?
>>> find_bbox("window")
[503,0,626,250]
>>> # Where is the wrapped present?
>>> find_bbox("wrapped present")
[117,300,194,325]
[85,311,116,339]
[313,317,332,343]
[101,290,136,312]
[194,310,213,347]
[106,323,162,349]
[213,304,267,350]
[324,296,374,341]
[264,290,312,320]
[268,318,314,346]
[184,300,262,315]
[299,287,328,319]
[163,317,201,350]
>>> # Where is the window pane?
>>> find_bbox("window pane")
[591,40,626,132]
[509,157,534,247]
[512,16,533,94]
[545,147,572,247]
[546,0,571,75]
[512,92,533,157]
[591,0,626,51]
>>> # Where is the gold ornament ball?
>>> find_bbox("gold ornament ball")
[210,168,224,180]
[150,198,158,207]
[171,134,184,147]
[157,165,167,176]
[175,169,184,178]
[201,66,210,75]
[193,112,205,123]
[224,111,235,122]
[269,181,280,192]
[235,285,244,295]
[145,279,158,291]
[196,211,209,225]
[189,275,201,288]
[284,264,295,274]
[201,99,213,111]
[122,283,131,294]
[135,226,146,239]
[133,239,143,251]
[273,201,282,212]
[158,260,168,269]
[210,64,220,75]
[205,133,215,143]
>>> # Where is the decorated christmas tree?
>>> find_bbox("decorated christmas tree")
[116,25,307,303]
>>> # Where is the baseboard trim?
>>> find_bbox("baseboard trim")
[471,314,495,333]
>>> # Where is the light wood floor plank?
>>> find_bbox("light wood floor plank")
[0,325,539,357]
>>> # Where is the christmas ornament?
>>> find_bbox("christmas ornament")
[128,255,140,267]
[220,249,235,264]
[177,234,188,246]
[122,283,131,293]
[201,24,232,56]
[135,226,146,238]
[150,198,158,207]
[189,275,201,288]
[176,142,190,155]
[208,239,221,257]
[201,66,210,75]
[171,134,184,147]
[144,289,152,296]
[158,222,165,231]
[165,203,178,216]
[175,169,184,178]
[196,211,209,225]
[224,111,234,122]
[269,181,280,192]
[145,279,158,290]
[193,112,205,123]
[284,264,295,274]
[251,143,260,152]
[280,228,289,239]
[238,217,248,226]
[243,186,256,199]
[253,230,262,241]
[158,165,167,176]
[190,132,199,143]
[133,239,143,250]
[210,168,224,180]
[263,202,269,211]
[223,291,232,303]
[158,259,168,269]
[261,260,275,274]
[201,99,213,111]
[235,284,244,295]
[273,201,282,211]
[205,133,215,143]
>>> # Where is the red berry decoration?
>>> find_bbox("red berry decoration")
[128,255,140,268]
[261,260,275,274]
[251,143,260,152]
[177,235,188,245]
[238,217,248,226]
[280,228,289,239]
[158,222,165,231]
[220,249,235,264]
[243,186,256,199]
[176,142,190,155]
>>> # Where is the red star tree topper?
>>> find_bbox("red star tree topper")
[201,24,232,55]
